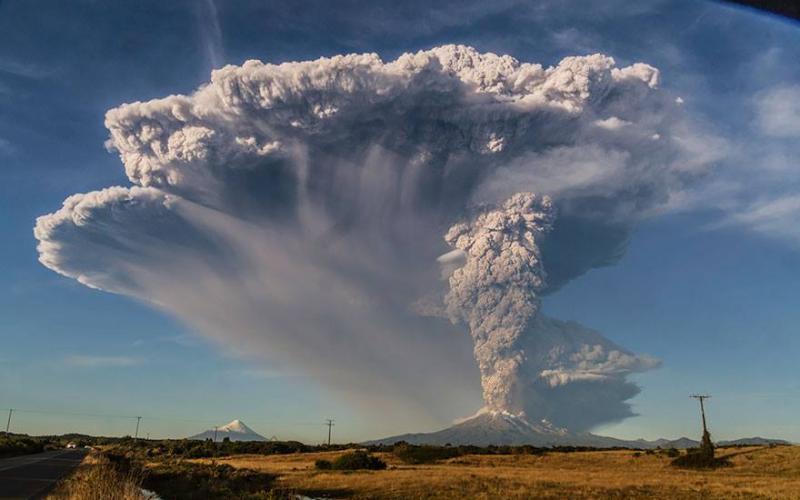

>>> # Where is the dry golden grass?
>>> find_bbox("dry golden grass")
[191,446,800,499]
[47,452,146,500]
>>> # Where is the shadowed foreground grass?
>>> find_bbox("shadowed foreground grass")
[47,453,145,500]
[191,445,800,499]
[49,451,280,500]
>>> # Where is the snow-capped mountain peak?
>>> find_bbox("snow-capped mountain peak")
[189,419,268,442]
[219,419,251,433]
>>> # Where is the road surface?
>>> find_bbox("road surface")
[0,449,87,499]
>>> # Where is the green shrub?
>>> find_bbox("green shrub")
[314,459,333,470]
[392,444,461,464]
[142,461,277,499]
[330,451,386,470]
[0,434,46,458]
[671,448,730,469]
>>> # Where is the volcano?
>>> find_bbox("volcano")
[189,419,268,442]
[367,410,693,448]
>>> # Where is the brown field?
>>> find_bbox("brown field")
[190,446,800,499]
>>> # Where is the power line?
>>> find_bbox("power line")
[0,408,241,425]
[0,408,140,420]
[0,406,338,440]
[0,408,325,428]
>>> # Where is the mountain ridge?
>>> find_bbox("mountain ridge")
[366,411,790,449]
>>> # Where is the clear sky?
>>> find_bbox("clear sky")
[1,0,799,444]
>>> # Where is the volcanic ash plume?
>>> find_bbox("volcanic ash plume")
[444,193,555,413]
[33,45,718,429]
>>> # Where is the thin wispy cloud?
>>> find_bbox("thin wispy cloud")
[755,84,800,139]
[232,367,306,380]
[132,334,198,348]
[0,57,53,79]
[195,0,224,70]
[727,195,800,246]
[0,137,14,156]
[64,354,143,368]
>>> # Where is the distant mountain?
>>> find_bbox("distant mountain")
[366,410,647,448]
[189,419,268,442]
[718,437,792,446]
[648,437,700,449]
[366,411,791,449]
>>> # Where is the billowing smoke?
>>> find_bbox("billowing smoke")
[440,192,658,427]
[443,192,555,413]
[34,46,713,430]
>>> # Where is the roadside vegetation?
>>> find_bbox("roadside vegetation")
[0,432,96,458]
[47,452,145,500]
[50,449,282,500]
[0,433,47,458]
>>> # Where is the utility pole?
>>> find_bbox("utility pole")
[5,408,12,433]
[690,394,711,435]
[690,394,713,458]
[134,416,142,439]
[325,419,334,446]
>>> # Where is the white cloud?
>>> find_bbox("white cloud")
[726,195,800,245]
[594,116,630,130]
[755,84,800,138]
[64,355,142,368]
[540,344,660,387]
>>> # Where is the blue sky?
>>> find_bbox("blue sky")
[1,0,799,443]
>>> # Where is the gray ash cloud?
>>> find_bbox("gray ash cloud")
[35,45,714,429]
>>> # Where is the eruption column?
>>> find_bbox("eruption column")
[444,192,555,413]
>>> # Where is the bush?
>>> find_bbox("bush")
[392,444,461,464]
[0,434,46,458]
[314,459,332,470]
[670,443,730,469]
[665,448,680,458]
[142,461,277,499]
[329,451,386,470]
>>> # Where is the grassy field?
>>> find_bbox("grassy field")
[189,445,800,499]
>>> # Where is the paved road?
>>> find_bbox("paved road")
[0,449,87,499]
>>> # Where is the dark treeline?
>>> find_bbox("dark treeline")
[3,431,774,462]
